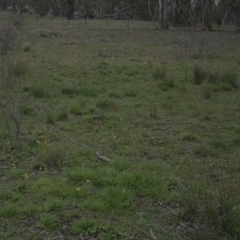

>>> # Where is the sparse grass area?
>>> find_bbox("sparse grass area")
[0,11,240,240]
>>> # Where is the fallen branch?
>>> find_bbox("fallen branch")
[45,124,89,148]
[125,220,158,240]
[96,151,111,162]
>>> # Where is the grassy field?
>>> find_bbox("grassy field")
[0,11,240,240]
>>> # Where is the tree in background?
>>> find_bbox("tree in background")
[0,0,9,10]
[66,0,75,19]
[202,0,212,31]
[31,0,49,17]
[159,0,168,29]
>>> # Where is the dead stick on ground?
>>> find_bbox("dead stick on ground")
[125,221,158,240]
[47,124,89,148]
[43,124,111,163]
[96,151,111,162]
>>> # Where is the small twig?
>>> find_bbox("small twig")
[146,121,192,125]
[125,221,157,240]
[96,151,111,162]
[150,229,157,240]
[46,124,89,148]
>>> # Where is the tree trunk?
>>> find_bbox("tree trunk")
[163,0,168,29]
[159,0,168,29]
[236,18,240,33]
[66,0,75,20]
[203,0,212,31]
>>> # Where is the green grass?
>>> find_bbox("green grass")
[0,12,240,240]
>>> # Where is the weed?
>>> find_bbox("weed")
[220,68,238,88]
[36,215,60,230]
[232,136,240,146]
[0,204,21,218]
[124,89,138,97]
[21,106,35,116]
[62,86,79,95]
[32,85,48,98]
[82,198,106,213]
[45,198,65,212]
[96,99,118,111]
[149,103,158,118]
[181,133,200,142]
[109,91,122,98]
[0,191,21,202]
[41,144,65,169]
[193,64,206,85]
[57,108,68,121]
[201,84,212,99]
[194,144,218,157]
[209,139,228,151]
[32,162,46,170]
[12,60,29,77]
[98,186,134,210]
[71,218,98,236]
[45,111,55,124]
[152,66,167,81]
[70,105,84,115]
[22,42,31,52]
[22,204,43,217]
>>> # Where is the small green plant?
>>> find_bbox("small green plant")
[96,99,118,111]
[194,144,218,157]
[36,215,60,230]
[220,68,238,88]
[201,84,212,99]
[70,105,84,115]
[232,136,240,146]
[149,103,158,118]
[45,111,55,124]
[181,132,200,142]
[62,86,79,95]
[41,144,65,169]
[193,65,206,85]
[71,218,98,236]
[109,91,122,98]
[157,78,174,91]
[22,42,31,52]
[152,66,167,81]
[32,85,48,98]
[209,139,228,151]
[98,186,134,210]
[124,89,138,97]
[57,108,68,121]
[22,205,43,217]
[0,204,20,218]
[46,198,65,212]
[12,60,29,77]
[82,199,106,213]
